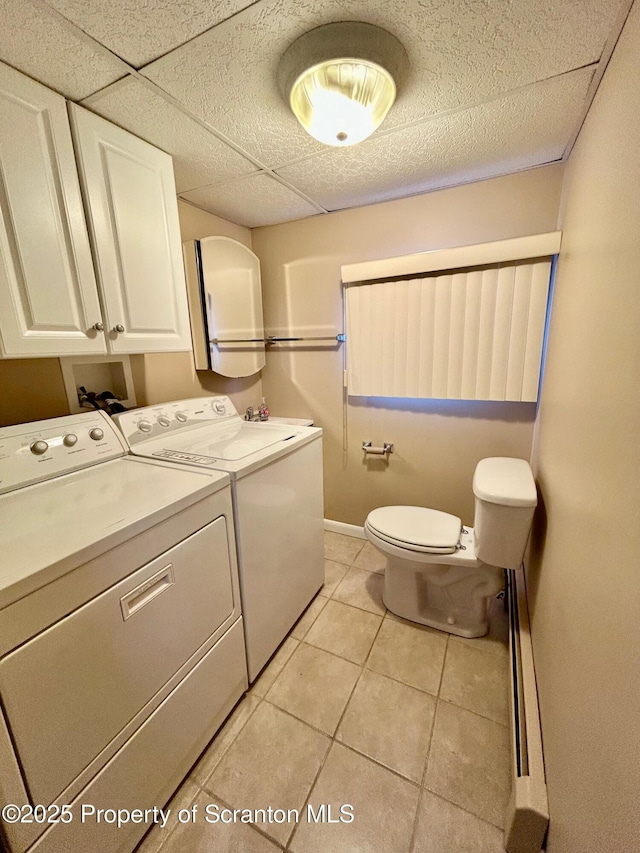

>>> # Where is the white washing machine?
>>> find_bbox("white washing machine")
[114,397,325,682]
[0,410,247,853]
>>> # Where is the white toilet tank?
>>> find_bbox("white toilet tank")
[472,457,537,570]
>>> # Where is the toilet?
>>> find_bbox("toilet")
[364,457,537,638]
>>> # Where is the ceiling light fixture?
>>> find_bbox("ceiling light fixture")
[278,22,409,148]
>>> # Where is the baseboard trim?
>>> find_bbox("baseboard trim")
[324,519,366,539]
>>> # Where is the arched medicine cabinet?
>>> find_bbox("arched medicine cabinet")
[183,236,266,378]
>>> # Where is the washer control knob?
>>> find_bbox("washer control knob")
[89,427,104,441]
[63,433,78,447]
[138,420,153,433]
[30,439,49,455]
[175,411,188,423]
[214,401,226,415]
[157,416,171,428]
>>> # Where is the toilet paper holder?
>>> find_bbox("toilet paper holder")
[362,441,394,457]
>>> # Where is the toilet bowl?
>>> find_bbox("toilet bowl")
[364,457,537,638]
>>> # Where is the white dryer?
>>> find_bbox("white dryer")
[0,410,247,853]
[114,397,325,682]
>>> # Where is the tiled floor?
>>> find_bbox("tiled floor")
[138,533,511,853]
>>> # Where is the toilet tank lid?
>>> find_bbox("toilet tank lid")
[473,457,537,508]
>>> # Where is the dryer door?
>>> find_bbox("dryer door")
[0,514,236,806]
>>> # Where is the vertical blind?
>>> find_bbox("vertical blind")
[345,257,552,402]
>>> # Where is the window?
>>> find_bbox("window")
[342,233,559,402]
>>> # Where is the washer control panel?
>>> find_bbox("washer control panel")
[114,397,240,446]
[0,411,127,495]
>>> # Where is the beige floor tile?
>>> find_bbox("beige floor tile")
[190,694,261,787]
[304,600,382,665]
[290,742,419,853]
[336,669,436,782]
[456,597,509,659]
[320,559,349,597]
[323,531,364,565]
[366,617,447,695]
[205,702,330,845]
[135,824,165,853]
[440,640,509,725]
[352,540,387,574]
[332,566,386,615]
[266,643,361,735]
[251,637,299,697]
[159,791,281,852]
[424,701,510,827]
[290,595,328,640]
[413,789,505,853]
[136,778,199,852]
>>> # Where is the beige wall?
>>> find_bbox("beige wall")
[178,199,252,245]
[129,201,262,413]
[252,165,563,524]
[0,357,69,426]
[527,4,640,851]
[0,202,261,426]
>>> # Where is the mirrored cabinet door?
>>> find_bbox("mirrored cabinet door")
[183,236,266,378]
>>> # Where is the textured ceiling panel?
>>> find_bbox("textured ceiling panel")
[277,68,594,211]
[0,0,125,99]
[0,0,627,227]
[42,0,257,67]
[179,174,323,228]
[81,77,258,193]
[142,0,323,167]
[142,0,625,167]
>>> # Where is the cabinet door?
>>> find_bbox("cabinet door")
[0,63,106,357]
[69,105,192,354]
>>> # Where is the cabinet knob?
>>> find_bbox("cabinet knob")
[92,322,104,331]
[113,324,125,333]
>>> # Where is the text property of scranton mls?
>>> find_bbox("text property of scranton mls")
[1,803,355,829]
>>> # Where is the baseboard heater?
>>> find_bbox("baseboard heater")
[504,567,549,852]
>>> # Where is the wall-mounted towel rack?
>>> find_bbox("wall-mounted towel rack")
[209,338,266,343]
[210,334,346,344]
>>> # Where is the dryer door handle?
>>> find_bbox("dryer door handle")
[120,565,175,620]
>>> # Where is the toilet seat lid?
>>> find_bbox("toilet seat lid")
[366,506,462,553]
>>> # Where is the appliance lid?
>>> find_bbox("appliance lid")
[366,506,462,552]
[114,397,322,476]
[0,458,229,608]
[180,422,300,461]
[473,457,537,507]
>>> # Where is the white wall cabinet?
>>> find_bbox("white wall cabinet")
[0,63,192,358]
[69,105,192,354]
[0,63,106,358]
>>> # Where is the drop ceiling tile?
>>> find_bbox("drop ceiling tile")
[43,0,257,68]
[384,0,625,121]
[0,0,125,99]
[142,0,325,167]
[179,173,323,228]
[142,0,625,167]
[81,78,258,193]
[277,68,594,211]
